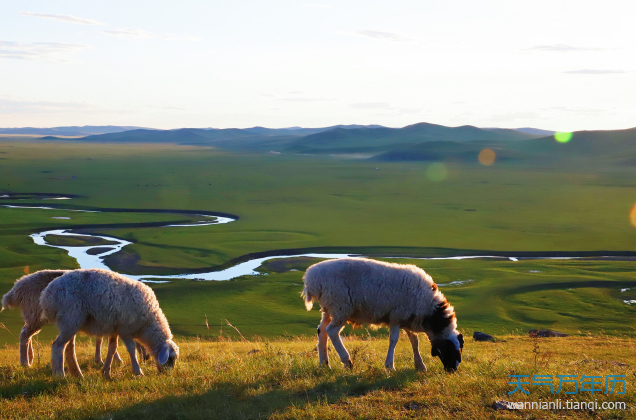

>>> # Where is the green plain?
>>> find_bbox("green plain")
[0,141,635,344]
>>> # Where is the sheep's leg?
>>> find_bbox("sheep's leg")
[102,336,118,379]
[405,331,427,372]
[51,330,75,376]
[114,349,123,364]
[384,325,400,370]
[326,319,352,369]
[95,337,103,364]
[64,334,83,377]
[26,335,34,366]
[19,324,39,367]
[136,342,149,362]
[317,311,331,366]
[122,336,144,376]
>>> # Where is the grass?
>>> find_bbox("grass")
[0,335,633,419]
[1,140,635,417]
[1,141,636,339]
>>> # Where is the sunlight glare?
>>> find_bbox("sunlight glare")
[426,162,447,181]
[478,148,496,166]
[554,132,573,143]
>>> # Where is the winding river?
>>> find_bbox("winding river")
[0,196,606,284]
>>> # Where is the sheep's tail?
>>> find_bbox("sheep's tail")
[301,286,314,311]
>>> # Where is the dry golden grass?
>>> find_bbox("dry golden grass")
[0,334,634,419]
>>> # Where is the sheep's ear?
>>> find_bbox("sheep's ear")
[431,346,439,357]
[158,344,170,364]
[458,333,464,349]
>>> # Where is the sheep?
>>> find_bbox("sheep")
[40,268,179,378]
[302,258,464,372]
[1,270,124,366]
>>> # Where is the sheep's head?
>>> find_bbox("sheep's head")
[430,332,464,373]
[156,339,179,372]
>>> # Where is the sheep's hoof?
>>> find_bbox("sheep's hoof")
[415,362,427,372]
[343,360,353,369]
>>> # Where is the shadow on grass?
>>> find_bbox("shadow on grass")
[101,370,423,420]
[0,367,65,399]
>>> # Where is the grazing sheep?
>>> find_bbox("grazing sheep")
[40,268,179,378]
[302,258,464,372]
[1,270,123,366]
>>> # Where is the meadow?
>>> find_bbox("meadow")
[0,335,633,419]
[1,140,636,342]
[1,139,635,418]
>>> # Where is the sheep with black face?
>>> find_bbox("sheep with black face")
[40,269,179,378]
[302,258,464,372]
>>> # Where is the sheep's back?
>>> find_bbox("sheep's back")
[304,258,436,321]
[41,269,161,329]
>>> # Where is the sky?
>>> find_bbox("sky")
[1,0,634,131]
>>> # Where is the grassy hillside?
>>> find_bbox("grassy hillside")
[0,126,143,137]
[285,123,540,154]
[0,336,633,419]
[28,122,545,154]
[1,140,636,345]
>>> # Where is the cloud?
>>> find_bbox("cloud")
[279,96,334,102]
[563,69,627,75]
[547,106,610,116]
[350,102,420,115]
[102,28,200,41]
[299,3,332,7]
[524,44,608,52]
[351,102,392,109]
[0,40,90,61]
[484,111,541,122]
[0,98,97,114]
[350,30,411,42]
[19,11,104,25]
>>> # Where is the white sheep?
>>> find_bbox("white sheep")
[302,258,464,372]
[40,268,179,378]
[1,270,123,366]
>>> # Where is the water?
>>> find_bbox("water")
[9,202,598,284]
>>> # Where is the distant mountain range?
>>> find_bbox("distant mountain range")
[3,123,634,166]
[23,123,546,150]
[0,125,145,137]
[0,124,548,139]
[372,127,636,166]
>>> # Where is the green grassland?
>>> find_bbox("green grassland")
[0,336,634,419]
[1,140,636,345]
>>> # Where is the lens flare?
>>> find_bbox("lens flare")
[630,204,636,228]
[554,132,573,143]
[426,162,447,181]
[478,148,496,166]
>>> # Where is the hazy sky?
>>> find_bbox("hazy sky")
[1,1,634,130]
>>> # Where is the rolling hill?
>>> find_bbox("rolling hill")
[9,123,634,167]
[372,127,636,166]
[0,125,145,136]
[285,123,541,154]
